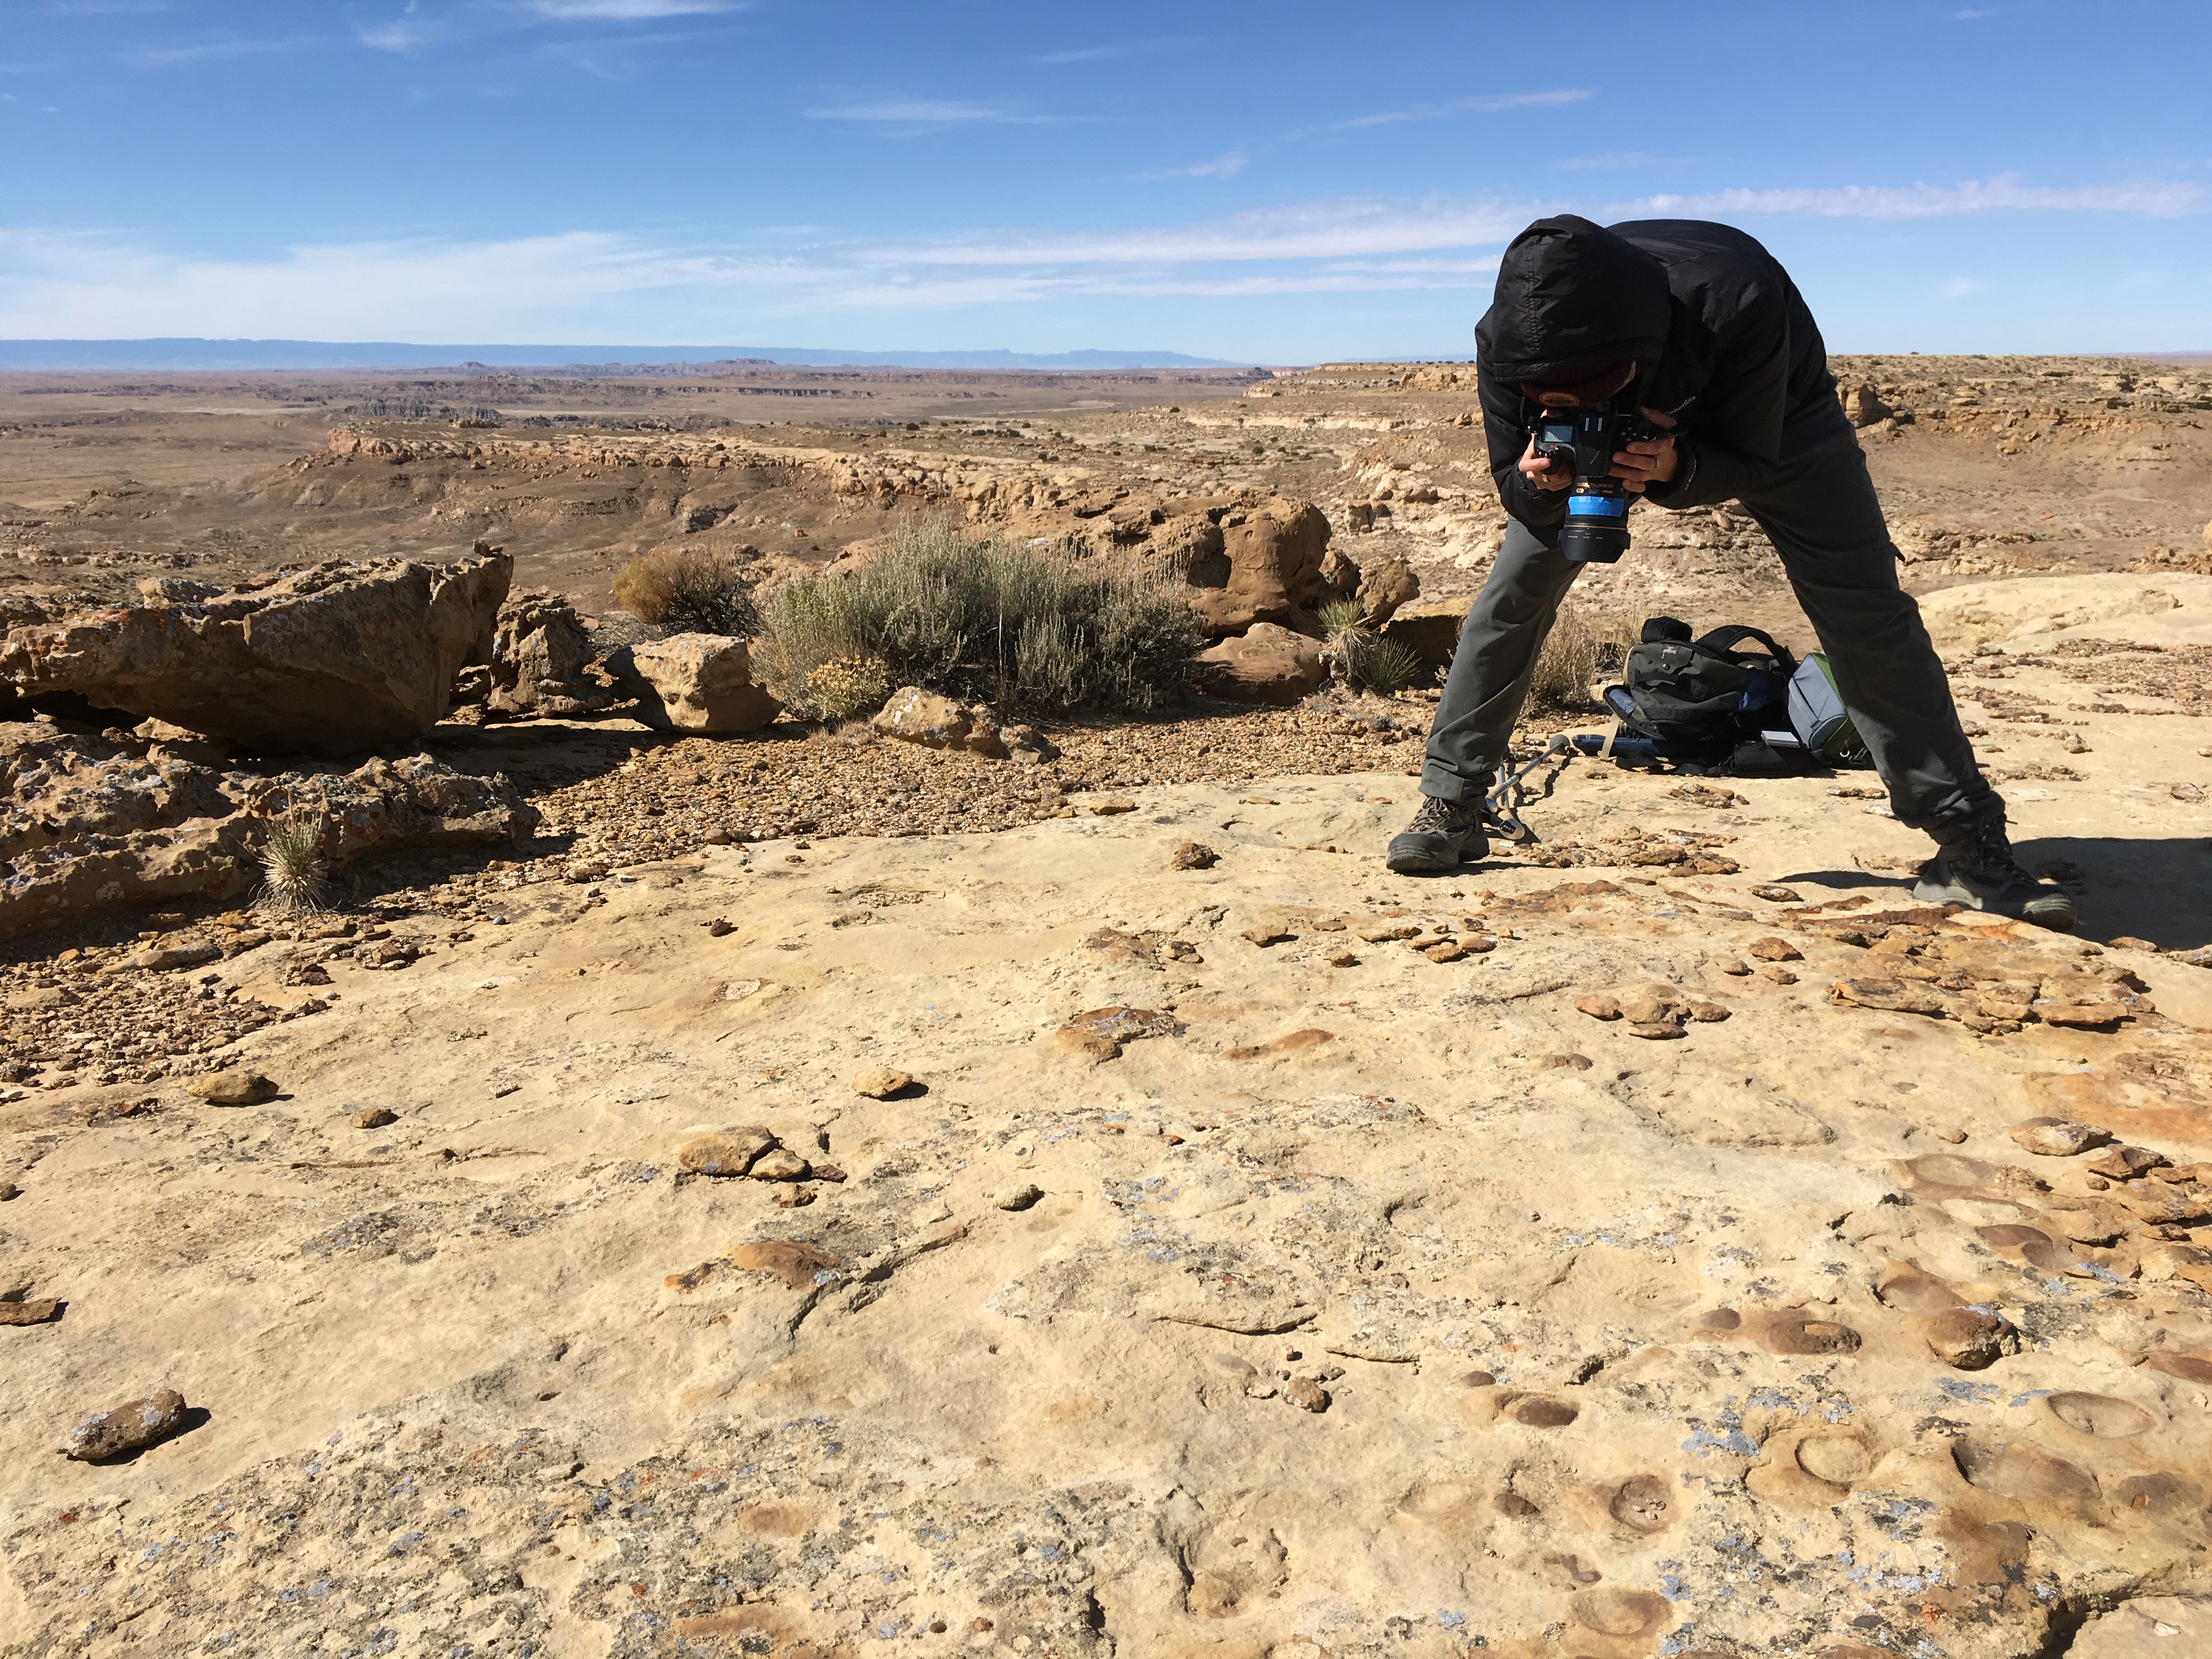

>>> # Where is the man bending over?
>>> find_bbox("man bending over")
[1385,214,2073,930]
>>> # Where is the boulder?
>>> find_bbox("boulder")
[1841,383,1892,427]
[487,591,610,718]
[610,634,779,733]
[0,724,535,941]
[1191,623,1326,704]
[0,548,510,755]
[870,687,1057,761]
[1186,501,1332,636]
[1355,557,1420,628]
[1380,598,1472,670]
[872,687,977,749]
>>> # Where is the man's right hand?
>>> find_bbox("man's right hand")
[1517,435,1572,491]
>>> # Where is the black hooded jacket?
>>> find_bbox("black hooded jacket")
[1475,216,1842,525]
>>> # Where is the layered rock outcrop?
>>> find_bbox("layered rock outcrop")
[0,549,511,755]
[0,724,534,939]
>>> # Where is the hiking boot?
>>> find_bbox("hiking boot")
[1386,794,1489,874]
[1912,819,2076,932]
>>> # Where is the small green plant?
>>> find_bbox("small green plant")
[610,545,759,636]
[1316,598,1366,642]
[1320,599,1426,695]
[1352,636,1425,696]
[256,814,330,915]
[805,654,893,722]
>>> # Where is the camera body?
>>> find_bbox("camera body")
[1531,404,1661,563]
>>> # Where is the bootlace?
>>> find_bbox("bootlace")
[1408,794,1470,833]
[1949,820,2036,884]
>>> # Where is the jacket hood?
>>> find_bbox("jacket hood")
[1476,215,1671,386]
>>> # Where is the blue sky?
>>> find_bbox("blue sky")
[2,0,2208,358]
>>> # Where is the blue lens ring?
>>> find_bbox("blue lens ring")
[1566,494,1628,518]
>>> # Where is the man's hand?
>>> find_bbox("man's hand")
[1612,406,1679,494]
[1516,434,1572,491]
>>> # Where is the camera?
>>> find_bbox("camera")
[1531,404,1660,563]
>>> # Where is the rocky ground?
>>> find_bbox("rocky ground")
[3,360,2212,1657]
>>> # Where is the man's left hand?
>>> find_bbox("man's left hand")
[1612,406,1679,494]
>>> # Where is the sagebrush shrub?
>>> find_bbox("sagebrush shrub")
[755,517,1202,716]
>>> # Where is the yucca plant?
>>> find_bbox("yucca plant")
[256,814,330,915]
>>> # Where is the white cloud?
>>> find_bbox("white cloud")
[125,37,304,67]
[360,19,438,53]
[1036,37,1194,65]
[806,99,1043,126]
[1555,150,1658,171]
[524,0,740,18]
[3,169,2202,338]
[1174,151,1248,180]
[1335,89,1589,130]
[1617,172,2209,220]
[870,197,1536,268]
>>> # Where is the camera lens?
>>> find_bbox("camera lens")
[1560,487,1630,563]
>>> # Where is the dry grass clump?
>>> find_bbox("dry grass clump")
[610,545,759,637]
[755,516,1203,716]
[1528,601,1634,712]
[256,814,330,915]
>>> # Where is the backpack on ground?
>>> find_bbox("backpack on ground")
[1602,617,1797,761]
[1784,652,1872,765]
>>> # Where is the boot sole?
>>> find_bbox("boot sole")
[1386,831,1489,874]
[1913,874,2076,933]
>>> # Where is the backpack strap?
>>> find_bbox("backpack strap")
[1695,623,1797,675]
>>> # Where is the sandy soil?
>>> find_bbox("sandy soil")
[4,361,2212,1657]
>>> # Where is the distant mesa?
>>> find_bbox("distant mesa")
[0,338,1247,373]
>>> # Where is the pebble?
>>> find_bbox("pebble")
[0,1182,18,1201]
[1327,951,1361,968]
[1920,1307,2018,1370]
[1053,1028,1121,1063]
[1090,799,1137,816]
[1169,842,1218,871]
[1686,1001,1731,1023]
[0,1297,61,1326]
[995,1184,1045,1211]
[187,1070,278,1107]
[1748,885,1802,902]
[60,1389,188,1462]
[348,1107,398,1130]
[772,1187,816,1209]
[853,1067,915,1099]
[2009,1117,2113,1156]
[748,1149,812,1182]
[678,1127,781,1176]
[1757,964,1799,985]
[1628,1022,1686,1040]
[704,918,733,936]
[1747,938,1803,962]
[1285,1377,1331,1413]
[1932,1126,1968,1144]
[1242,923,1292,946]
[1713,955,1751,976]
[1572,994,1622,1021]
[1536,1054,1592,1071]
